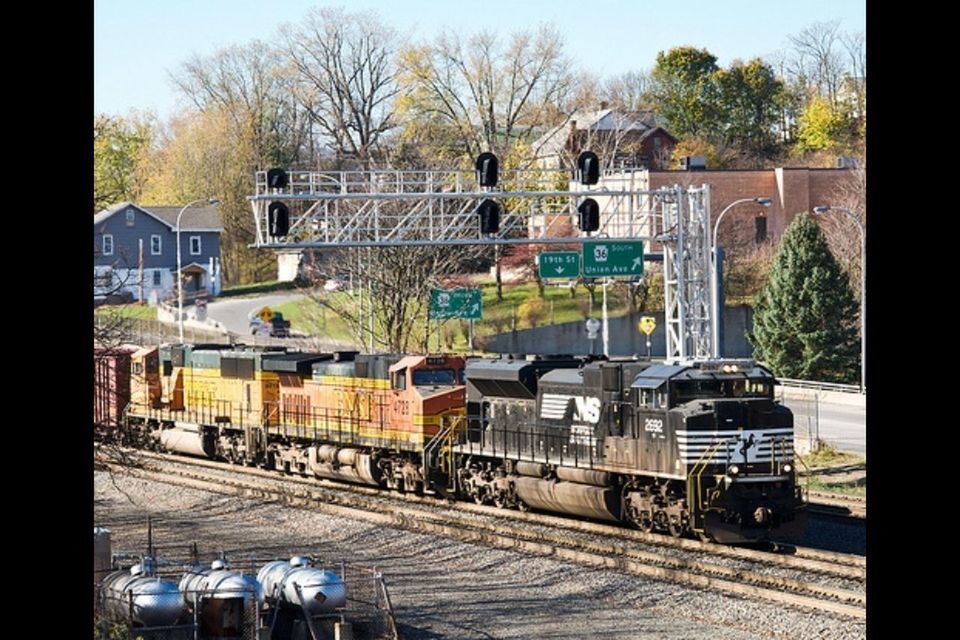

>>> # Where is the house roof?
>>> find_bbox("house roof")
[93,202,223,232]
[532,108,664,158]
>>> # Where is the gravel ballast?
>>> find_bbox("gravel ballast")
[95,470,866,640]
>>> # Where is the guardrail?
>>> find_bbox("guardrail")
[777,378,864,394]
[95,316,358,352]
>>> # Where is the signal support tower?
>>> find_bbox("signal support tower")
[247,167,716,361]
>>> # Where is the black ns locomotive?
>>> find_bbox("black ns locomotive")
[456,356,806,543]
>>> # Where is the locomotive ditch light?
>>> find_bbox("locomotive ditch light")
[728,465,740,476]
[782,463,792,474]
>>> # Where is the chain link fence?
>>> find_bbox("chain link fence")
[95,550,397,640]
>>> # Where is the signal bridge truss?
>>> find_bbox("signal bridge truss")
[248,168,716,361]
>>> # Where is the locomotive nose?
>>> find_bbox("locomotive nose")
[753,507,771,524]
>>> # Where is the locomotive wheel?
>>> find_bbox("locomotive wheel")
[668,519,684,538]
[638,515,654,533]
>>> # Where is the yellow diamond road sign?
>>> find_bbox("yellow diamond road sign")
[638,316,656,336]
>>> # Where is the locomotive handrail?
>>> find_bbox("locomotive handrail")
[686,438,736,535]
[423,414,464,492]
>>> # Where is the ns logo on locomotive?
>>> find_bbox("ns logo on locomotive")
[97,343,805,544]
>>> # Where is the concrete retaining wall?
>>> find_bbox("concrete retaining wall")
[483,305,755,357]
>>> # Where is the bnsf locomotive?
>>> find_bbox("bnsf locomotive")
[96,343,805,543]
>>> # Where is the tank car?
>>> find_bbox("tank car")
[456,355,806,543]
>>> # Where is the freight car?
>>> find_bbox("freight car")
[104,343,804,543]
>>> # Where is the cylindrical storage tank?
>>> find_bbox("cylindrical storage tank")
[179,562,263,640]
[179,564,264,607]
[257,557,347,615]
[101,568,185,627]
[94,527,112,587]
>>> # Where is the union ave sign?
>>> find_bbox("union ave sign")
[582,240,644,278]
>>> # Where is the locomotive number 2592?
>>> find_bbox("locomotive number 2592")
[644,418,663,433]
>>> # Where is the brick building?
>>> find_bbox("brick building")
[589,167,858,252]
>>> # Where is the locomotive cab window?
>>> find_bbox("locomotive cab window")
[392,369,407,390]
[636,383,667,408]
[413,368,456,385]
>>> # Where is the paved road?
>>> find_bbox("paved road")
[206,292,306,334]
[779,390,866,456]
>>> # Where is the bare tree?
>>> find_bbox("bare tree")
[604,70,656,113]
[818,165,866,296]
[282,7,400,167]
[172,40,308,167]
[786,20,845,106]
[401,25,573,162]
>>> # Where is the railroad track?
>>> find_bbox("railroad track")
[807,491,866,520]
[98,449,865,620]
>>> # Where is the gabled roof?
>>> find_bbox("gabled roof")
[532,108,663,158]
[93,202,223,232]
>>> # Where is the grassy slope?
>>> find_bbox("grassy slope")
[272,279,643,349]
[94,303,158,321]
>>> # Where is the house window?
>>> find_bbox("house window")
[150,235,162,255]
[152,270,161,286]
[125,210,135,226]
[190,236,202,255]
[102,234,113,256]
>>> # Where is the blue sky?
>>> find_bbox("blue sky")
[95,0,865,120]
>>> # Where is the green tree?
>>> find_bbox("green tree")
[93,113,156,212]
[749,213,859,383]
[714,59,785,163]
[651,47,721,139]
[793,96,856,153]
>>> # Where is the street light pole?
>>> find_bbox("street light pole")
[813,205,865,392]
[711,197,772,357]
[177,197,220,343]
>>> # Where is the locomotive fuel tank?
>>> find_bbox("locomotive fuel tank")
[257,556,347,616]
[100,563,185,627]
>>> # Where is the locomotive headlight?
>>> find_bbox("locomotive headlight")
[783,463,792,474]
[728,465,740,476]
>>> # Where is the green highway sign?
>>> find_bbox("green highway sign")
[538,251,581,279]
[582,240,645,278]
[430,288,483,319]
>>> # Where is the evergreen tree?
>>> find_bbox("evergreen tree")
[749,213,860,383]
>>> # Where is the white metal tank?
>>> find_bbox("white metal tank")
[179,560,264,606]
[257,556,347,615]
[100,565,185,627]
